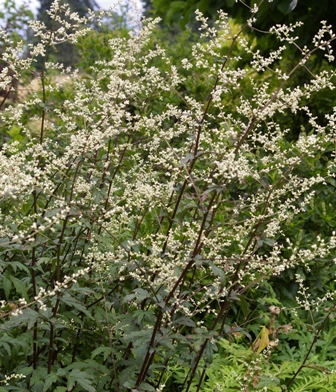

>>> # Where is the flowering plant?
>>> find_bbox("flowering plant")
[0,1,336,390]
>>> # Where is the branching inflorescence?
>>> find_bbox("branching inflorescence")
[0,0,336,390]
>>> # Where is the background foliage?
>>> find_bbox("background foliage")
[0,1,336,391]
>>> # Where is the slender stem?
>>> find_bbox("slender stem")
[135,310,163,387]
[285,310,332,390]
[47,320,55,374]
[31,189,39,369]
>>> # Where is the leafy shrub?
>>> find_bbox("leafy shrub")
[0,1,336,391]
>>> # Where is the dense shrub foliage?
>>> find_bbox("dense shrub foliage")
[0,1,336,391]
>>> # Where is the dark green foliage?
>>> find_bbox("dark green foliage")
[149,0,336,38]
[1,2,336,391]
[37,0,99,24]
[34,0,99,68]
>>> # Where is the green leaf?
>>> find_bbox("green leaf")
[133,288,149,302]
[43,373,59,392]
[1,341,11,355]
[3,276,12,299]
[9,261,30,274]
[210,264,225,282]
[179,153,194,167]
[67,369,95,392]
[166,0,187,22]
[173,316,196,328]
[60,294,93,319]
[139,382,156,391]
[11,276,29,301]
[91,346,112,361]
[24,308,40,330]
[94,234,113,250]
[122,293,137,303]
[238,296,250,317]
[30,369,47,388]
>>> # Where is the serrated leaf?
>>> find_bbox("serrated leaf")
[67,369,95,392]
[122,293,137,303]
[30,369,47,388]
[3,276,12,299]
[173,316,196,328]
[61,294,93,319]
[11,277,29,301]
[23,308,40,330]
[133,288,149,302]
[94,234,113,250]
[179,153,194,167]
[43,373,59,392]
[9,261,30,274]
[91,346,112,361]
[210,264,225,281]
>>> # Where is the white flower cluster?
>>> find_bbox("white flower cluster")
[0,4,336,387]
